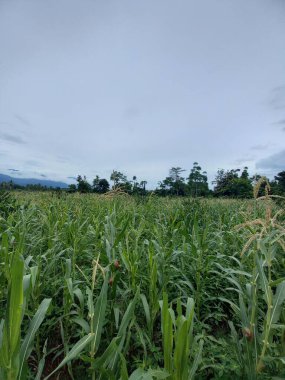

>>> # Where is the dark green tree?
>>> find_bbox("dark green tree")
[157,167,186,196]
[93,176,110,193]
[76,175,91,193]
[187,162,209,197]
[213,167,252,198]
[274,171,285,194]
[110,170,128,189]
[67,184,77,193]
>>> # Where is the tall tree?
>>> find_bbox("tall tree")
[213,168,252,198]
[93,176,110,193]
[76,175,91,193]
[274,171,285,194]
[157,167,186,196]
[187,162,209,197]
[110,170,128,189]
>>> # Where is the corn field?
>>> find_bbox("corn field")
[0,187,284,379]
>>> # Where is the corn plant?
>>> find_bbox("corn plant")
[1,190,283,378]
[159,293,203,379]
[224,179,285,378]
[45,255,139,379]
[0,234,51,379]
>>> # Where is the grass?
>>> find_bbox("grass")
[0,189,284,379]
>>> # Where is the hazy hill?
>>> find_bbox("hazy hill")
[0,173,69,188]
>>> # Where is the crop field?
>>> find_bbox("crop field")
[0,189,284,379]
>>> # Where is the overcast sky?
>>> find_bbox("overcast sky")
[0,0,285,188]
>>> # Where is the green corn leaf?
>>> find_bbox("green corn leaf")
[161,293,173,373]
[239,294,249,327]
[270,281,285,325]
[30,266,38,290]
[92,337,119,369]
[119,352,129,380]
[92,276,108,354]
[270,277,285,287]
[86,286,94,317]
[188,339,203,380]
[174,319,188,379]
[113,307,120,330]
[129,368,145,380]
[107,289,139,372]
[34,339,48,380]
[256,257,271,305]
[18,298,51,378]
[0,319,5,367]
[72,317,90,334]
[9,254,24,356]
[73,288,84,310]
[146,369,170,379]
[43,333,95,380]
[140,294,151,331]
[117,288,139,338]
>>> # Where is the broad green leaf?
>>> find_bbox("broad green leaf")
[18,298,51,378]
[9,254,24,355]
[256,257,271,305]
[140,294,151,331]
[188,339,203,380]
[72,317,90,334]
[174,319,188,379]
[117,288,139,338]
[34,339,48,380]
[92,275,108,354]
[271,281,285,325]
[92,337,119,369]
[44,333,95,380]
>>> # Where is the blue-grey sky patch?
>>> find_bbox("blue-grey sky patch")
[256,149,285,173]
[251,144,272,151]
[8,168,20,172]
[234,157,255,166]
[269,85,285,110]
[0,122,13,128]
[0,0,285,187]
[24,160,41,167]
[123,106,141,120]
[0,133,25,144]
[14,114,32,127]
[272,119,285,126]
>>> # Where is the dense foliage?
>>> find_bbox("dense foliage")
[1,165,285,200]
[0,187,284,379]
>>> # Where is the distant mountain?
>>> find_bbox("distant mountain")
[0,173,69,188]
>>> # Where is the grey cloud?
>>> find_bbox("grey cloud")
[8,168,20,172]
[0,133,25,144]
[67,176,77,180]
[56,156,70,163]
[272,119,285,126]
[256,149,285,171]
[234,157,255,165]
[123,106,141,120]
[14,114,32,127]
[269,85,285,110]
[0,122,14,128]
[25,160,41,167]
[272,85,285,92]
[251,144,271,151]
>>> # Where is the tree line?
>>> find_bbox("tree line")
[1,163,284,198]
[71,163,285,198]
